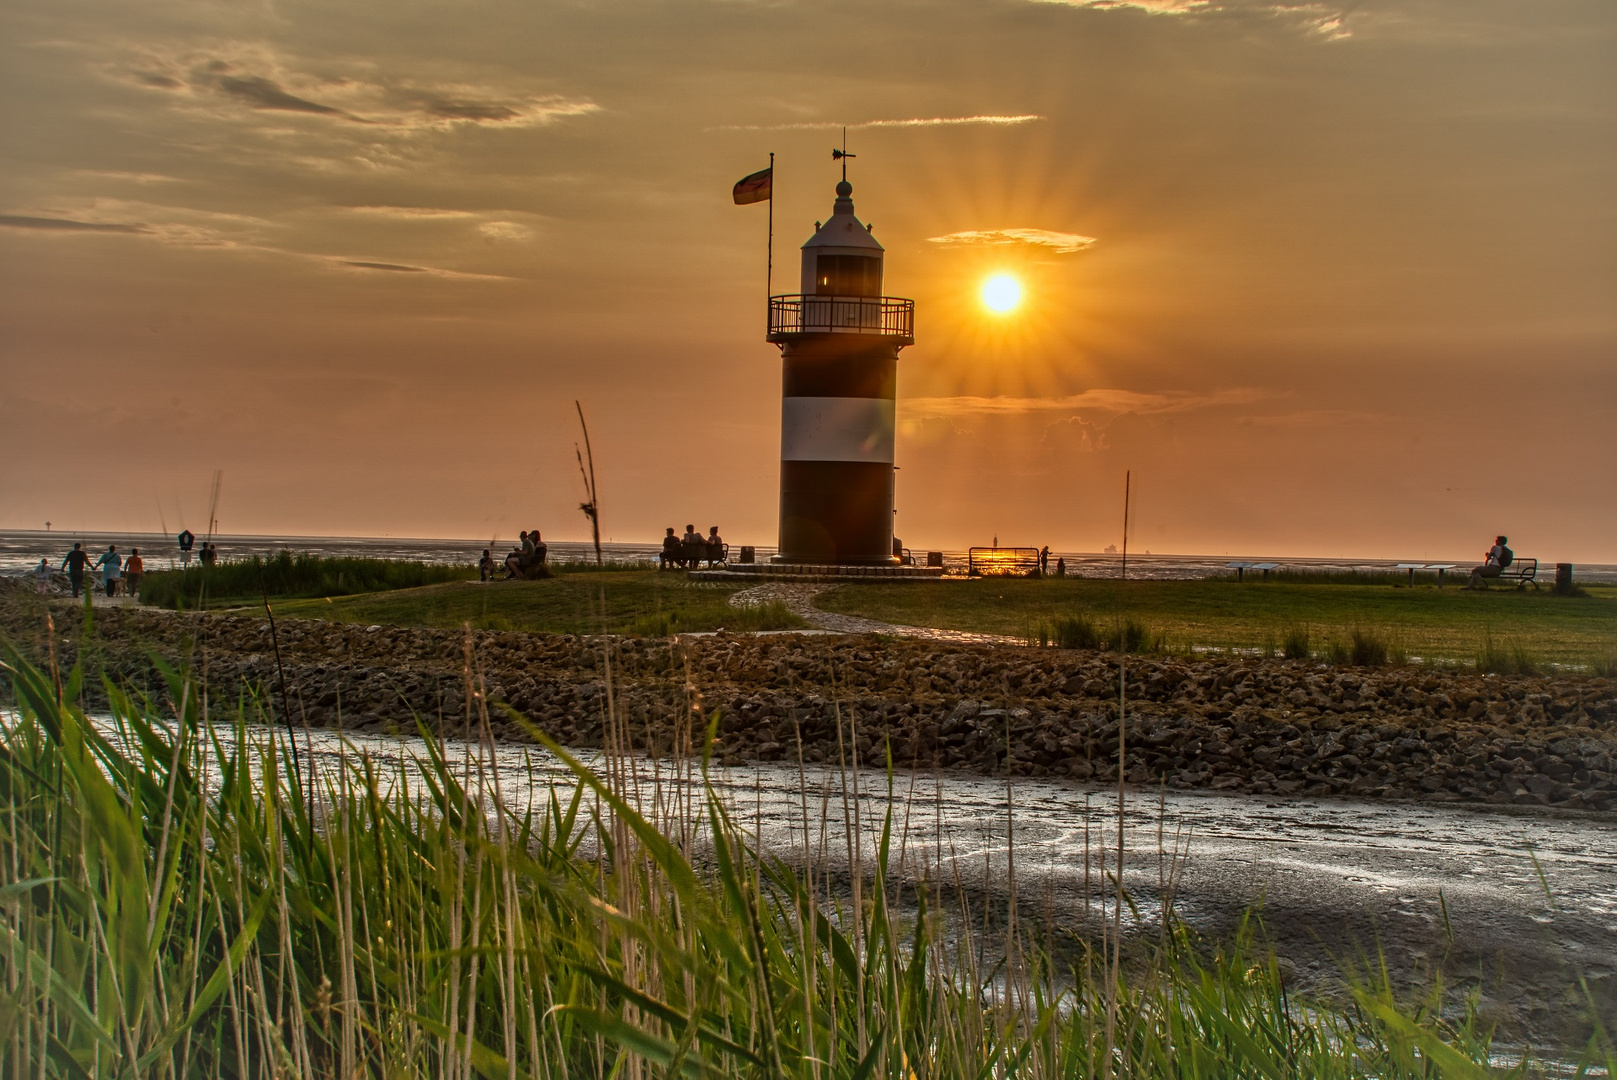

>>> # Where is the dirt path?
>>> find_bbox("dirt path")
[729,582,1024,645]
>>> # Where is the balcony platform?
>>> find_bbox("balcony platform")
[768,294,914,345]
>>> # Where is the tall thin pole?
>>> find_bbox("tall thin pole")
[1121,470,1131,581]
[766,151,775,314]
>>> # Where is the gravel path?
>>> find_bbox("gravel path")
[729,582,1023,645]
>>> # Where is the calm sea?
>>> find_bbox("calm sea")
[3,530,1610,583]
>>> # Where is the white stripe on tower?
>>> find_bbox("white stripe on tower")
[780,396,895,463]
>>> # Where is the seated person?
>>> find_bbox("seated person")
[680,524,703,569]
[660,527,682,570]
[705,526,725,567]
[504,532,527,579]
[1467,535,1512,588]
[515,529,548,577]
[479,549,497,582]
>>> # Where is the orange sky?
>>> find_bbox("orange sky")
[2,0,1613,561]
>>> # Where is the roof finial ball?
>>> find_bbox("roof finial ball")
[836,178,852,198]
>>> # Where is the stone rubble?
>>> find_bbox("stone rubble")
[4,597,1611,813]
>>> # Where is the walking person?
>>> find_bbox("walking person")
[124,548,144,600]
[60,543,89,598]
[32,558,51,595]
[94,545,122,597]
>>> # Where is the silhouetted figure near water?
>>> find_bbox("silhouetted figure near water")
[200,542,218,568]
[660,528,681,570]
[479,549,497,581]
[706,526,725,567]
[124,548,144,599]
[61,543,88,597]
[33,558,50,595]
[94,545,121,597]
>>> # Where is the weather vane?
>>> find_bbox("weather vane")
[832,126,856,181]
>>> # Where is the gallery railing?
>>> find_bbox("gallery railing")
[768,295,915,344]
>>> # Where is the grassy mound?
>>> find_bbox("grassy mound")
[139,551,474,609]
[5,648,1610,1077]
[822,578,1617,668]
[266,573,805,635]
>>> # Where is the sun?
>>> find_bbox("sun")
[980,273,1023,314]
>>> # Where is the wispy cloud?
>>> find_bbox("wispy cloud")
[113,44,600,133]
[901,388,1265,419]
[335,258,508,280]
[1033,0,1212,13]
[347,205,478,219]
[716,114,1042,132]
[1033,0,1353,37]
[0,214,146,234]
[343,260,426,272]
[928,227,1096,254]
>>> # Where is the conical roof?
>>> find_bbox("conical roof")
[802,180,883,253]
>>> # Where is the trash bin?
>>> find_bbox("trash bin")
[927,551,943,568]
[1555,563,1574,593]
[739,545,755,564]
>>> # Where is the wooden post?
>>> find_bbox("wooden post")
[1555,563,1574,594]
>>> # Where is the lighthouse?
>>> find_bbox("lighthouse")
[768,176,915,565]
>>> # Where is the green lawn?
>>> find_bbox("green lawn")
[262,572,804,635]
[818,577,1617,667]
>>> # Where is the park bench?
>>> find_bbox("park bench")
[969,547,1041,577]
[1482,557,1538,590]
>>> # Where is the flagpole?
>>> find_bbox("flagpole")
[766,151,774,321]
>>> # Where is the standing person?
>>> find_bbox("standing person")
[200,542,218,568]
[60,543,89,598]
[479,549,497,582]
[124,548,144,600]
[1467,535,1512,589]
[94,545,122,597]
[1038,546,1050,576]
[32,558,51,595]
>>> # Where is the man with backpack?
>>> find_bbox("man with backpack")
[1467,535,1513,589]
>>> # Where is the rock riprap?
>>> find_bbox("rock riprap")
[4,600,1612,811]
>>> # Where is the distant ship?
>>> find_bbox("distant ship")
[1104,544,1117,555]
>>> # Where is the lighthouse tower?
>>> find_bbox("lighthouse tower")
[768,177,915,564]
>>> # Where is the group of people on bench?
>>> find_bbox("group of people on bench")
[661,525,725,570]
[479,529,548,581]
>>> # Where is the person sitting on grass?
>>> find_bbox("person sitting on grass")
[1467,535,1512,589]
[479,549,497,582]
[660,527,682,570]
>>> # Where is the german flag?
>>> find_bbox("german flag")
[732,166,772,205]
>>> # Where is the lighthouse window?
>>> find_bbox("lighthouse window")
[814,255,882,297]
